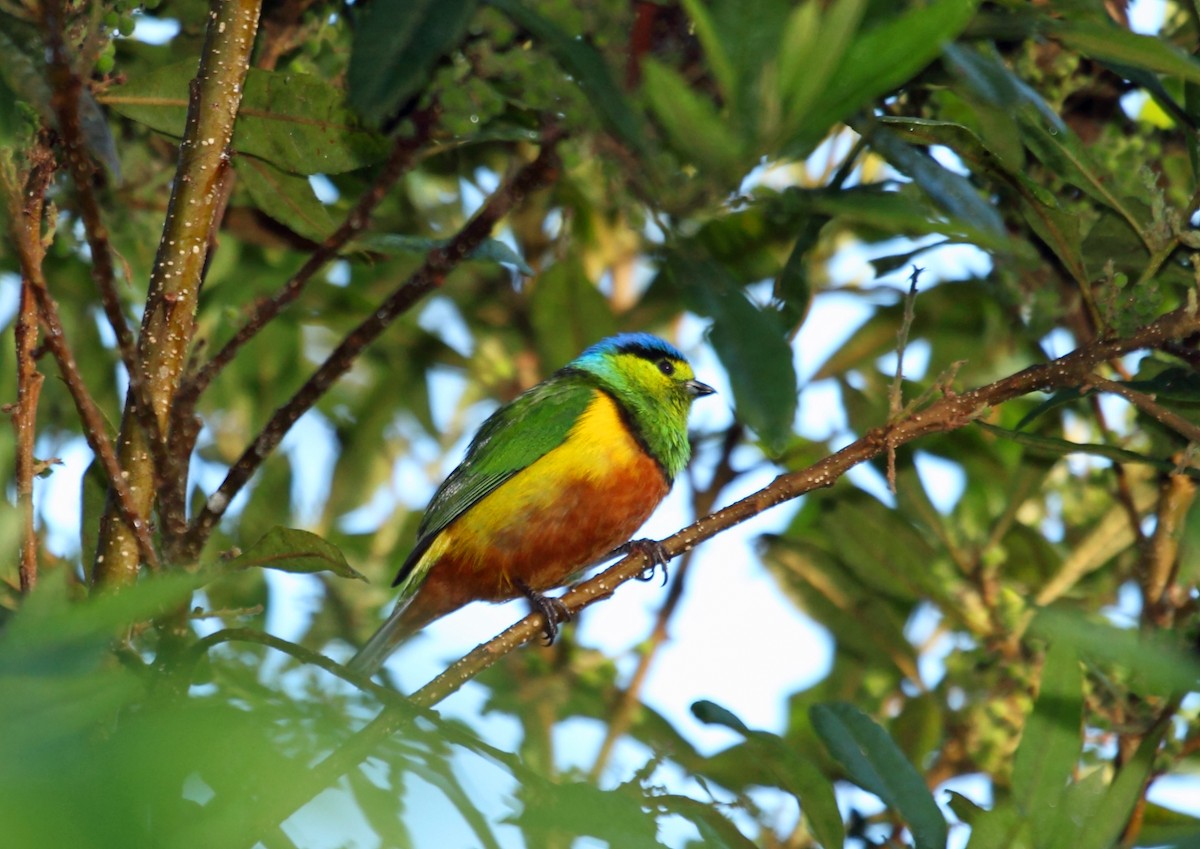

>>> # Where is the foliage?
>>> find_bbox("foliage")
[2,0,1200,847]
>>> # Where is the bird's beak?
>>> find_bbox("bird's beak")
[684,379,716,397]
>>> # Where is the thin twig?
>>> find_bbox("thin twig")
[1089,375,1200,446]
[887,265,922,491]
[182,127,565,558]
[175,107,438,408]
[11,222,46,592]
[3,153,162,571]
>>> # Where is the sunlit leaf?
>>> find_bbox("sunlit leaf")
[226,527,365,581]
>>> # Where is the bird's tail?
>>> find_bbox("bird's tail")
[346,600,417,677]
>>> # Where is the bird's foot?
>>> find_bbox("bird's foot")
[613,538,671,586]
[515,579,571,645]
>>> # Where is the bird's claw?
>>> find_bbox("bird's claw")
[627,538,671,586]
[515,579,572,645]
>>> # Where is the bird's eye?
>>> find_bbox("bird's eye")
[657,359,676,376]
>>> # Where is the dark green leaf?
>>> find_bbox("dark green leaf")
[1050,20,1200,85]
[226,527,365,581]
[234,156,337,243]
[489,0,651,157]
[693,700,845,849]
[977,422,1200,479]
[663,255,797,454]
[348,0,479,126]
[858,122,1007,244]
[106,63,388,174]
[811,701,947,849]
[793,0,980,154]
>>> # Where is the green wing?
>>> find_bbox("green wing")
[391,373,596,588]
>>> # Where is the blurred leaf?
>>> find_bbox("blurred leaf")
[357,232,533,273]
[226,526,365,581]
[642,57,745,182]
[348,0,478,125]
[234,157,337,243]
[693,700,845,849]
[529,259,618,367]
[1077,720,1170,849]
[1050,20,1200,85]
[1030,608,1200,698]
[106,63,388,174]
[490,0,651,158]
[663,255,797,454]
[811,701,947,849]
[859,122,1006,244]
[1010,640,1082,844]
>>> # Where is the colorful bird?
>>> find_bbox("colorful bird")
[348,333,715,675]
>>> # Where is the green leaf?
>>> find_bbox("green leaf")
[356,232,533,273]
[678,0,737,107]
[642,57,745,182]
[489,0,651,158]
[794,0,980,154]
[1030,607,1200,698]
[810,701,947,849]
[1050,20,1200,86]
[942,44,1148,244]
[234,157,337,243]
[858,122,1006,244]
[693,700,845,849]
[777,0,866,137]
[105,63,388,174]
[1077,720,1170,849]
[1010,640,1082,844]
[663,255,798,454]
[226,527,365,581]
[348,0,479,126]
[529,259,618,368]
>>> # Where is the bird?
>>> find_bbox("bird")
[347,332,715,675]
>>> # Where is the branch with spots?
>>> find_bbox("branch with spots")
[91,0,264,588]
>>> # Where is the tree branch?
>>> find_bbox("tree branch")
[202,302,1200,846]
[10,221,46,593]
[92,0,264,587]
[181,127,565,559]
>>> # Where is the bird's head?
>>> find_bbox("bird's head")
[572,333,715,412]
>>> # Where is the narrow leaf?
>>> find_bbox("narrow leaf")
[642,58,744,181]
[1010,640,1082,844]
[663,255,798,454]
[348,0,478,125]
[694,700,845,849]
[357,233,533,273]
[811,702,948,849]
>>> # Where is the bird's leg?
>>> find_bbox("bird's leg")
[606,538,671,586]
[514,579,571,645]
